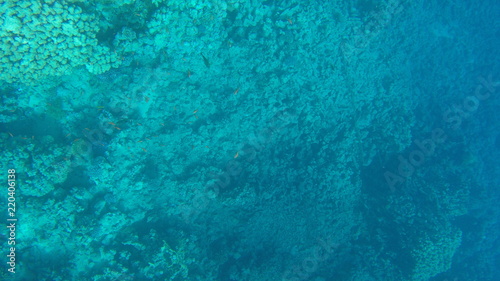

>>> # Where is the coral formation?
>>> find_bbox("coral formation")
[0,0,120,84]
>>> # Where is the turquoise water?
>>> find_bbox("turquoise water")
[0,0,499,280]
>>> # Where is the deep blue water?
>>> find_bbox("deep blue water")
[0,0,499,280]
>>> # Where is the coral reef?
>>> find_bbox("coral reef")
[0,0,120,84]
[1,0,498,280]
